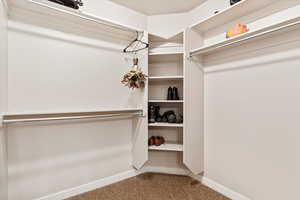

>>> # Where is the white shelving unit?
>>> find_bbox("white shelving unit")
[149,143,183,152]
[146,33,186,174]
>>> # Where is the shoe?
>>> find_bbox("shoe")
[148,136,155,146]
[154,106,162,122]
[148,105,156,123]
[176,113,183,124]
[154,136,165,146]
[167,87,173,100]
[172,87,180,100]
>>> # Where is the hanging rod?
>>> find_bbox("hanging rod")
[27,0,141,34]
[2,108,144,124]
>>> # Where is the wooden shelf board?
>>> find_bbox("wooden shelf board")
[149,143,183,152]
[149,76,184,81]
[149,100,184,103]
[190,16,300,56]
[148,123,183,128]
[190,0,276,32]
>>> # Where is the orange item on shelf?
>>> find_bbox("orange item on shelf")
[226,24,249,38]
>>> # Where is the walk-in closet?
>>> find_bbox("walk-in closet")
[1,0,300,200]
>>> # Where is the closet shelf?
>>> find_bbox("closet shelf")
[149,51,183,56]
[190,0,276,32]
[149,76,184,81]
[190,16,300,56]
[14,0,140,36]
[149,100,184,103]
[149,143,183,152]
[148,123,183,128]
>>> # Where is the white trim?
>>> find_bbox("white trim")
[34,170,137,200]
[7,20,125,52]
[202,177,251,200]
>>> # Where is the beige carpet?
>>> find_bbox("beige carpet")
[65,173,231,200]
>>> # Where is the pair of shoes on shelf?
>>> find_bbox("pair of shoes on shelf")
[167,87,180,100]
[148,105,162,123]
[148,136,165,146]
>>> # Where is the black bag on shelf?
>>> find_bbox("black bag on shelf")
[230,0,241,6]
[48,0,83,9]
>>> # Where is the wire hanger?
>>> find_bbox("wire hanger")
[123,31,149,53]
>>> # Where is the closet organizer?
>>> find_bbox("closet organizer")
[2,0,204,177]
[4,0,300,179]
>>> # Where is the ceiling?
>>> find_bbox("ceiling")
[109,0,207,15]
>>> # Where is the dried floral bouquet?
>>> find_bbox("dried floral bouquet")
[121,58,147,89]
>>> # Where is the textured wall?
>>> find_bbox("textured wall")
[0,0,8,200]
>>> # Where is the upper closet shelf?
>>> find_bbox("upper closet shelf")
[190,0,276,33]
[10,0,141,37]
[190,16,300,57]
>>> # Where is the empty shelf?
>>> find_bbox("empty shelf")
[149,143,183,152]
[148,123,183,128]
[149,51,183,56]
[149,100,184,103]
[149,76,184,81]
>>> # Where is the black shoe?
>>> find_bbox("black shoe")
[167,87,173,100]
[172,87,180,100]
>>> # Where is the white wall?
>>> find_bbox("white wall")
[0,0,8,200]
[147,0,229,39]
[6,0,148,199]
[82,0,147,31]
[147,13,188,39]
[204,23,300,200]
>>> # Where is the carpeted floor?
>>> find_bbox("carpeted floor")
[65,173,231,200]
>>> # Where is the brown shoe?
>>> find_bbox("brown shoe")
[148,136,155,146]
[154,136,165,146]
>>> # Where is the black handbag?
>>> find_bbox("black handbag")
[48,0,83,9]
[230,0,241,6]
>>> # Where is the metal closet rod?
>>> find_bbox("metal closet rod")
[2,109,144,124]
[27,0,141,33]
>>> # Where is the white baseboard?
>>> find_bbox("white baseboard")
[202,177,251,200]
[34,170,137,200]
[33,168,250,200]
